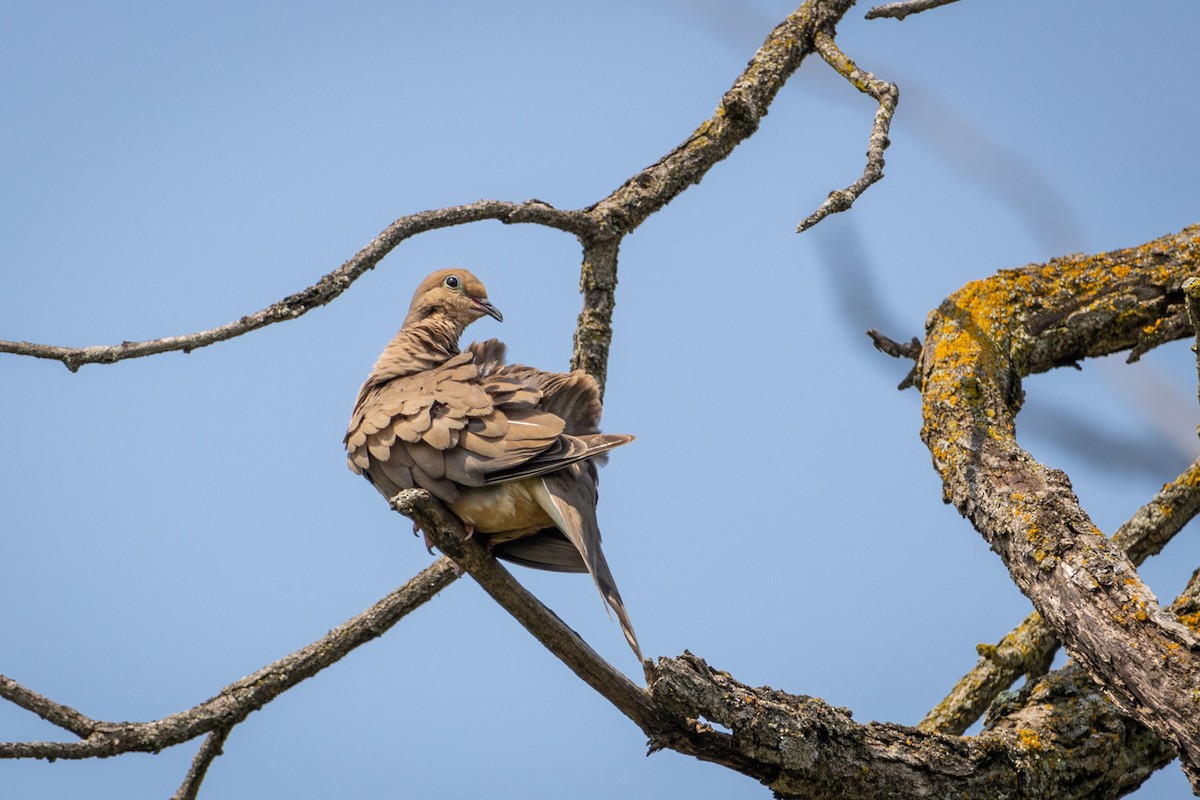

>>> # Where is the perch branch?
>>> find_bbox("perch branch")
[388,489,661,728]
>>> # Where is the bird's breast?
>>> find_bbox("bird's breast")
[449,479,553,542]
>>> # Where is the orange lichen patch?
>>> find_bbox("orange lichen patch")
[1178,611,1200,633]
[1183,465,1200,487]
[1016,728,1043,750]
[1118,594,1150,623]
[1141,317,1170,337]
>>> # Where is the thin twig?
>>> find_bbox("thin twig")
[865,0,963,21]
[0,200,594,372]
[797,32,897,232]
[866,329,920,360]
[0,558,458,759]
[587,0,855,240]
[171,726,232,800]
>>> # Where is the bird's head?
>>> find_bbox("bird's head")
[403,268,504,329]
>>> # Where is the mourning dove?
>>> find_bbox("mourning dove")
[346,269,641,660]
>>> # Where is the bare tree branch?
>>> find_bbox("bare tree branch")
[1183,276,1200,426]
[389,489,660,726]
[171,726,232,800]
[865,0,963,21]
[571,238,622,399]
[648,647,1176,799]
[0,200,594,372]
[1,0,865,376]
[797,32,897,232]
[0,559,457,759]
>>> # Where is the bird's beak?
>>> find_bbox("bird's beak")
[474,297,503,322]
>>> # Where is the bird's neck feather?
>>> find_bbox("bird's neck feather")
[369,314,465,382]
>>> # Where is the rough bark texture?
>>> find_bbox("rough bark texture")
[918,225,1200,787]
[921,454,1200,736]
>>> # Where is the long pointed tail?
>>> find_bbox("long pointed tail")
[532,470,642,661]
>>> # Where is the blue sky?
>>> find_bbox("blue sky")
[3,1,1200,797]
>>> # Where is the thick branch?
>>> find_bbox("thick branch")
[919,224,1200,786]
[648,651,1169,799]
[920,452,1200,734]
[389,487,1178,798]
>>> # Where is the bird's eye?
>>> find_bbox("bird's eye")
[443,275,461,291]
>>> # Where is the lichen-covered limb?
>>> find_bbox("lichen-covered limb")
[919,609,1056,735]
[1182,277,1200,422]
[921,453,1200,735]
[648,651,1171,799]
[918,224,1200,787]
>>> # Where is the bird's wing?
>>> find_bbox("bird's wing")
[346,350,568,502]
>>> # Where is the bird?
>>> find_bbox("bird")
[345,268,641,660]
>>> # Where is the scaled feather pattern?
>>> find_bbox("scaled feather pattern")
[346,269,640,659]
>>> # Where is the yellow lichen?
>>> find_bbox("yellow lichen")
[1016,728,1042,750]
